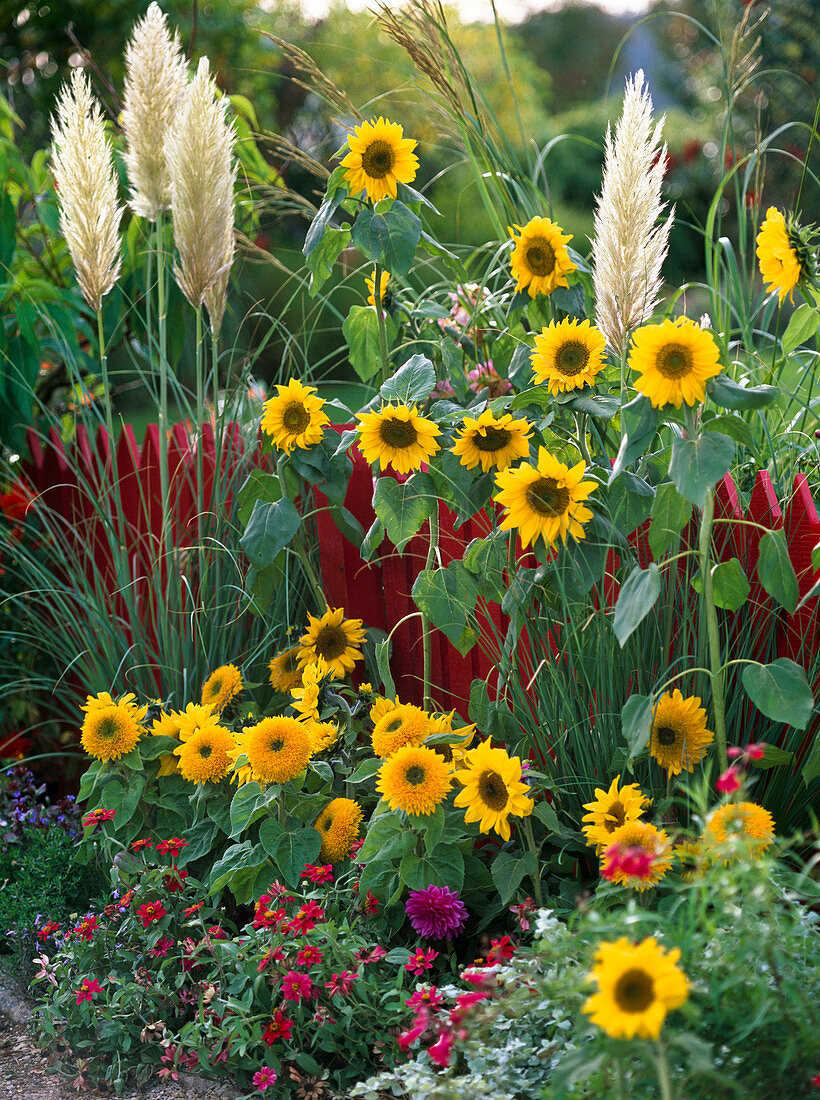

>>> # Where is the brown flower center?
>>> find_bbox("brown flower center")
[478,769,508,811]
[554,340,590,376]
[270,737,284,753]
[199,744,213,759]
[614,968,655,1013]
[406,764,426,786]
[524,237,556,277]
[282,401,311,433]
[378,417,418,450]
[474,426,511,452]
[315,625,348,661]
[321,816,332,832]
[655,343,693,379]
[655,726,678,747]
[96,717,117,740]
[605,800,626,831]
[362,139,395,179]
[526,477,570,517]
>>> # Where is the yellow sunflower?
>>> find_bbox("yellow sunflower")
[150,711,183,776]
[603,820,673,891]
[377,744,452,817]
[172,702,217,741]
[357,404,441,475]
[425,712,476,767]
[173,722,236,784]
[370,694,400,726]
[583,936,689,1040]
[261,378,330,454]
[509,216,576,298]
[232,716,313,784]
[81,703,144,763]
[201,663,243,712]
[629,317,722,409]
[314,797,364,862]
[674,838,708,881]
[340,116,419,203]
[268,645,304,693]
[306,719,339,753]
[581,774,651,852]
[531,318,606,395]
[290,662,323,723]
[298,607,366,678]
[371,703,432,759]
[81,690,145,718]
[451,409,531,473]
[756,207,802,303]
[649,690,714,775]
[366,270,391,307]
[494,447,596,550]
[703,801,775,859]
[453,739,533,842]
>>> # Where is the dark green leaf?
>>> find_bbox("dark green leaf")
[668,432,735,507]
[379,353,436,405]
[490,850,527,905]
[236,470,281,527]
[229,782,269,838]
[351,201,422,277]
[462,532,509,603]
[306,225,350,297]
[412,562,479,654]
[342,305,397,384]
[361,517,385,562]
[741,659,814,729]
[757,530,799,613]
[565,393,620,420]
[707,375,779,410]
[373,474,435,553]
[303,190,344,258]
[240,497,301,567]
[694,557,750,611]
[613,565,660,647]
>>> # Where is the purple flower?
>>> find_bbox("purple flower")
[405,885,468,940]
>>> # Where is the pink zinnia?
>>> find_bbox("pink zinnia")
[280,970,314,1003]
[716,766,742,794]
[405,947,439,976]
[252,1066,278,1091]
[325,970,357,998]
[427,1029,455,1067]
[405,885,468,940]
[405,985,443,1011]
[286,901,325,935]
[296,945,323,967]
[602,843,655,883]
[75,978,102,1005]
[74,915,99,941]
[300,864,334,884]
[149,935,175,958]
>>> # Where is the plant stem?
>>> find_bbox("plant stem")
[293,529,329,613]
[156,213,170,531]
[422,506,440,711]
[699,489,728,771]
[521,814,544,907]
[194,303,205,541]
[374,262,390,386]
[655,1039,675,1100]
[96,309,115,455]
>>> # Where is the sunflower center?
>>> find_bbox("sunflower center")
[478,769,508,811]
[314,625,348,661]
[406,765,427,786]
[321,816,332,832]
[384,716,403,733]
[95,717,118,741]
[526,477,570,517]
[555,340,590,376]
[206,679,223,699]
[605,800,626,830]
[362,139,395,179]
[269,737,284,753]
[656,726,678,747]
[199,744,213,759]
[614,968,655,1013]
[474,426,511,452]
[282,401,311,434]
[525,238,556,277]
[655,343,693,379]
[378,418,418,450]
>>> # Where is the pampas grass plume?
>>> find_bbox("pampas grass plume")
[121,2,188,221]
[165,56,236,335]
[50,69,123,314]
[592,70,673,360]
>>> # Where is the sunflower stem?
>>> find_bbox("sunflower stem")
[422,506,440,711]
[698,489,728,772]
[654,1039,675,1100]
[522,814,544,908]
[374,261,391,386]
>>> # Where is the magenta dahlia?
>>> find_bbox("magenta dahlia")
[405,885,468,940]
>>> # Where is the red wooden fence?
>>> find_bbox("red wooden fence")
[21,423,820,714]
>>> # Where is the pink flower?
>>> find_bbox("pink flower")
[156,838,188,858]
[451,990,487,1023]
[263,1010,293,1044]
[252,1066,278,1091]
[300,864,334,884]
[137,901,167,928]
[486,936,515,964]
[149,935,175,958]
[75,978,102,1005]
[207,925,228,940]
[325,970,357,998]
[405,885,468,940]
[74,915,99,942]
[296,945,323,967]
[716,766,742,794]
[355,945,387,965]
[466,360,511,398]
[747,742,765,761]
[280,970,314,1003]
[131,837,154,852]
[509,896,536,931]
[602,843,656,882]
[405,947,439,976]
[405,985,443,1011]
[251,897,287,930]
[82,808,116,829]
[427,1029,455,1067]
[363,890,379,915]
[397,1007,431,1051]
[285,901,325,935]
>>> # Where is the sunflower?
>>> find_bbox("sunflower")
[172,702,217,741]
[425,712,476,767]
[377,744,452,817]
[357,404,441,475]
[703,801,775,858]
[261,378,330,454]
[531,318,606,394]
[290,663,323,723]
[81,703,144,762]
[509,216,576,298]
[306,719,339,753]
[674,838,708,881]
[494,447,596,550]
[232,717,313,784]
[150,711,183,776]
[583,936,689,1040]
[173,722,236,784]
[370,694,400,726]
[453,739,533,841]
[268,645,303,693]
[649,690,714,775]
[314,797,364,862]
[581,774,651,852]
[340,116,419,203]
[298,607,366,679]
[201,664,243,712]
[756,207,802,303]
[366,269,391,307]
[629,317,722,409]
[603,821,673,890]
[451,409,531,473]
[371,703,432,759]
[81,690,145,718]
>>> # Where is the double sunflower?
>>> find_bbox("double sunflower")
[314,797,364,862]
[494,447,597,551]
[377,744,452,817]
[232,716,313,785]
[81,695,147,762]
[201,663,243,712]
[173,719,236,784]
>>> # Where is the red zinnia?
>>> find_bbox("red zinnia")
[137,901,167,928]
[37,921,61,941]
[280,969,314,1003]
[183,902,204,917]
[286,901,325,935]
[405,947,439,976]
[82,808,116,828]
[262,1010,294,1045]
[74,915,99,941]
[325,970,357,998]
[163,868,189,893]
[75,978,103,1005]
[156,838,188,858]
[131,838,154,852]
[486,936,515,964]
[300,864,334,884]
[296,945,323,967]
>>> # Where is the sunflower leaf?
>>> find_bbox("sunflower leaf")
[305,225,350,297]
[351,201,422,277]
[757,529,799,614]
[229,782,268,838]
[668,432,735,507]
[412,562,479,655]
[240,498,301,567]
[373,474,436,553]
[621,693,654,762]
[707,375,779,410]
[490,850,527,905]
[781,303,819,356]
[690,557,750,611]
[343,305,398,384]
[608,395,660,484]
[378,353,436,405]
[613,564,660,647]
[741,659,814,729]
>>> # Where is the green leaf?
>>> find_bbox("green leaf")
[361,517,385,562]
[668,432,735,507]
[271,826,323,887]
[704,414,756,452]
[741,659,814,729]
[358,811,404,863]
[706,558,750,611]
[490,850,527,905]
[328,504,365,549]
[426,450,492,527]
[208,841,256,895]
[306,225,350,297]
[801,739,820,786]
[423,806,446,853]
[258,817,285,860]
[565,393,620,420]
[757,530,799,613]
[649,482,692,559]
[229,782,269,838]
[343,305,398,384]
[0,193,14,272]
[609,395,659,483]
[240,498,301,567]
[781,303,819,355]
[373,473,435,553]
[303,190,344,258]
[511,386,553,413]
[622,694,654,760]
[379,353,436,406]
[351,201,422,277]
[347,757,383,784]
[752,743,795,770]
[177,819,218,866]
[236,471,282,528]
[400,845,464,891]
[375,638,395,697]
[613,564,660,647]
[462,532,509,603]
[140,735,180,760]
[412,561,479,655]
[707,375,779,410]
